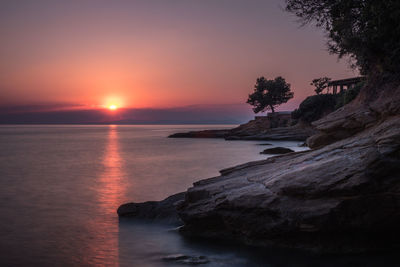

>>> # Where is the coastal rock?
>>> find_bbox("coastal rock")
[169,118,316,142]
[162,254,210,265]
[260,147,294,154]
[121,85,400,252]
[117,192,185,225]
[177,113,400,252]
[169,130,229,138]
[307,84,400,148]
[306,132,334,149]
[225,126,315,141]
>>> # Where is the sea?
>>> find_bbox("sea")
[0,125,397,266]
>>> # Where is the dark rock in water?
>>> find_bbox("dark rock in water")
[260,147,294,154]
[168,129,229,138]
[257,143,272,146]
[117,192,185,225]
[162,254,209,265]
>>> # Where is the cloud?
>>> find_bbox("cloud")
[0,103,257,124]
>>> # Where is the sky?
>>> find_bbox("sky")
[0,0,356,123]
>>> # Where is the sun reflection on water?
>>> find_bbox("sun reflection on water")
[90,125,126,266]
[98,125,126,213]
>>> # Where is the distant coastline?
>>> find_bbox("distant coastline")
[169,114,315,142]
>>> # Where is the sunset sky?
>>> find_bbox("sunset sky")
[0,0,356,123]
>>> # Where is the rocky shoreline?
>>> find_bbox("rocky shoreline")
[169,117,316,141]
[118,85,400,253]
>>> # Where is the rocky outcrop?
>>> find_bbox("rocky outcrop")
[260,147,294,154]
[177,112,400,252]
[162,254,210,265]
[117,192,185,225]
[227,126,314,141]
[169,129,229,138]
[169,122,315,142]
[120,84,400,253]
[307,84,400,148]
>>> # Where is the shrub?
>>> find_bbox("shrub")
[292,94,337,123]
[344,82,363,105]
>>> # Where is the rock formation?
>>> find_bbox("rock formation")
[260,147,294,154]
[119,84,400,252]
[169,116,315,141]
[177,85,400,252]
[117,192,185,225]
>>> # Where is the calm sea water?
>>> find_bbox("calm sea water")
[0,125,396,266]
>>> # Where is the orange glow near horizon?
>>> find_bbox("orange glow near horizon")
[108,104,117,110]
[0,1,355,112]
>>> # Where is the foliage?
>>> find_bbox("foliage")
[293,80,363,123]
[344,82,363,104]
[247,76,294,113]
[285,0,400,82]
[292,94,337,123]
[311,77,331,94]
[335,81,364,109]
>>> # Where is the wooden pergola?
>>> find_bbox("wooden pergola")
[327,77,364,94]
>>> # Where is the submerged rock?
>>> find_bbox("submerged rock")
[162,254,209,265]
[168,130,229,138]
[260,147,294,154]
[117,192,185,225]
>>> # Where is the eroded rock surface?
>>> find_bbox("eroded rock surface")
[169,124,314,141]
[307,85,400,148]
[178,114,400,252]
[121,85,400,253]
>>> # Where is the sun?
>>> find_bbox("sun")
[108,104,117,110]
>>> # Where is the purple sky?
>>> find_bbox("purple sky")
[0,0,357,123]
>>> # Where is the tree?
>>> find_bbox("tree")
[247,76,294,113]
[285,0,400,83]
[311,77,331,95]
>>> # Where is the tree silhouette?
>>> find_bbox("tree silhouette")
[247,76,294,113]
[285,0,400,83]
[311,77,331,95]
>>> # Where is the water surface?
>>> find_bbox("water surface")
[0,125,395,266]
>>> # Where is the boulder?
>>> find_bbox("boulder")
[306,132,334,149]
[162,254,209,265]
[117,192,185,225]
[168,130,229,138]
[260,147,294,154]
